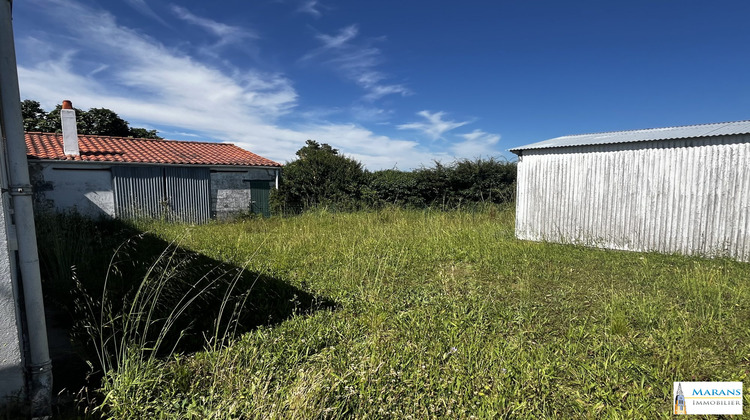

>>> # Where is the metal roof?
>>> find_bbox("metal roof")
[510,120,750,154]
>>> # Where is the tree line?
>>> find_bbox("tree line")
[272,140,516,213]
[21,100,162,139]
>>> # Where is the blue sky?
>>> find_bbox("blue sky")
[12,0,750,169]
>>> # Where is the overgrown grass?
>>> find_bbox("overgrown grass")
[68,206,750,418]
[34,211,332,418]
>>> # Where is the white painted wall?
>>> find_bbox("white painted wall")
[32,163,115,218]
[516,135,750,261]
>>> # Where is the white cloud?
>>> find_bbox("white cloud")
[172,5,258,48]
[124,0,170,26]
[363,84,410,101]
[297,0,323,18]
[302,25,411,101]
[16,0,439,170]
[452,129,501,158]
[397,110,470,140]
[21,0,295,115]
[305,24,359,55]
[87,64,109,78]
[350,106,392,122]
[283,123,449,170]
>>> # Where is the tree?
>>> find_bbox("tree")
[127,127,161,139]
[36,105,68,133]
[272,140,366,212]
[21,100,48,132]
[19,99,163,139]
[79,107,131,137]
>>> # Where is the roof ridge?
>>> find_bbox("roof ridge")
[26,131,238,147]
[556,119,750,139]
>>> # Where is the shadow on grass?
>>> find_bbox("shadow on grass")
[34,212,336,412]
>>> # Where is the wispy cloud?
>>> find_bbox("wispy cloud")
[86,64,109,78]
[17,0,438,170]
[172,5,258,48]
[297,0,323,18]
[398,111,470,140]
[306,24,358,53]
[350,106,392,123]
[302,24,410,101]
[452,129,501,157]
[124,0,170,26]
[363,84,409,101]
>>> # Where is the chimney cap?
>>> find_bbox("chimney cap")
[61,100,73,110]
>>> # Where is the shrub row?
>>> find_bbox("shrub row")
[271,140,516,214]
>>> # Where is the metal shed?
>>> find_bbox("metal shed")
[510,120,750,261]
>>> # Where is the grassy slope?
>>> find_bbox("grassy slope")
[102,207,750,419]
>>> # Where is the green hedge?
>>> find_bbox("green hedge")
[272,141,516,214]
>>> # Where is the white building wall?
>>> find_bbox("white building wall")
[515,135,750,261]
[30,163,115,218]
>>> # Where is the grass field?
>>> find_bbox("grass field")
[75,206,749,418]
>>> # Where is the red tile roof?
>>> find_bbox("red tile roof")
[25,132,282,167]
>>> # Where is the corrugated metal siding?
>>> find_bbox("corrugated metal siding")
[515,134,750,261]
[113,166,211,223]
[165,167,210,224]
[113,166,164,220]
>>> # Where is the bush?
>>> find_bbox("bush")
[272,140,366,214]
[362,169,422,208]
[450,158,516,205]
[272,140,517,213]
[366,158,516,210]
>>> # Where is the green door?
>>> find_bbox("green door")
[249,180,271,217]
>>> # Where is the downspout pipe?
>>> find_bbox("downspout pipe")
[0,1,53,417]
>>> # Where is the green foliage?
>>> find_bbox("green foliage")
[450,158,516,204]
[21,100,49,132]
[362,169,421,207]
[273,141,517,213]
[80,107,131,137]
[126,127,161,139]
[20,99,163,139]
[272,140,367,213]
[89,208,750,418]
[365,158,517,210]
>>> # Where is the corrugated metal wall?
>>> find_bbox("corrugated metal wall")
[165,167,210,223]
[112,166,211,223]
[112,166,163,220]
[515,135,750,261]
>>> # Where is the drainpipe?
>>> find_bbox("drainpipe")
[0,1,53,418]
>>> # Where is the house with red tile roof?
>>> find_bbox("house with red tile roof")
[26,102,281,221]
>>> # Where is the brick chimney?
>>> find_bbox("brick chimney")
[61,100,79,156]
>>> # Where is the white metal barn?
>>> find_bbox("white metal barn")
[510,120,750,261]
